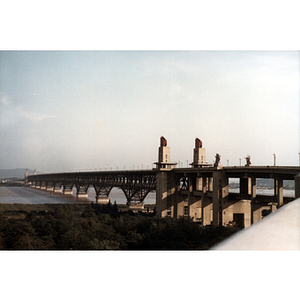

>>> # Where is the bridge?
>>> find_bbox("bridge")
[27,170,156,207]
[26,136,300,228]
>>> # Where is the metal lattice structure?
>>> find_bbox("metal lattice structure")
[27,170,156,203]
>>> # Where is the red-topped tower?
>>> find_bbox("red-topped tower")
[190,138,212,168]
[154,136,177,169]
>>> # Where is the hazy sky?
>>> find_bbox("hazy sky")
[0,51,299,172]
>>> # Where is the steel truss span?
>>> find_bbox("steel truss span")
[27,170,157,203]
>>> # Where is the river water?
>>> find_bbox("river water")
[0,186,156,204]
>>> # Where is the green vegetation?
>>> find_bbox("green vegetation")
[0,203,240,250]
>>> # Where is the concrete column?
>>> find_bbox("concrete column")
[208,177,213,192]
[295,173,300,199]
[188,177,192,218]
[212,170,228,226]
[173,178,180,218]
[201,176,212,226]
[201,177,205,225]
[275,179,283,207]
[188,176,202,221]
[240,177,251,195]
[250,177,257,224]
[250,177,257,198]
[196,177,203,191]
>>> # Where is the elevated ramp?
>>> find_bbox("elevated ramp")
[211,198,300,250]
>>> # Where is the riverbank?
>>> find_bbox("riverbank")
[0,203,239,250]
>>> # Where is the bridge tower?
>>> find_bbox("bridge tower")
[191,138,206,167]
[155,137,177,217]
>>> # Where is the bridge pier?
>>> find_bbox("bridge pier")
[96,196,110,204]
[94,186,112,203]
[63,184,74,195]
[46,185,53,192]
[156,170,176,217]
[54,185,63,193]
